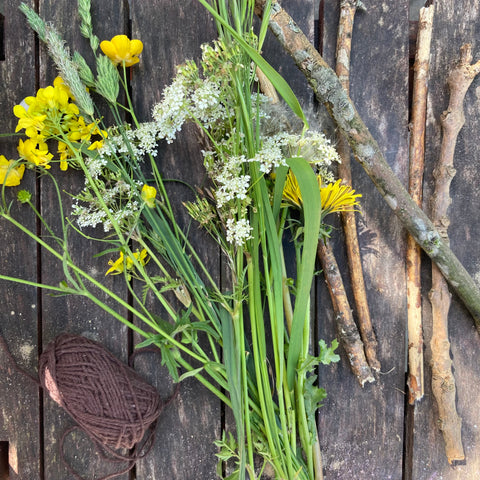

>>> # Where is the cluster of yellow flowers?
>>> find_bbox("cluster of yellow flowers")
[1,34,143,188]
[14,77,106,172]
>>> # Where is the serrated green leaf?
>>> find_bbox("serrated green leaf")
[318,339,340,365]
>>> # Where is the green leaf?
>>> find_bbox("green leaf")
[178,366,203,382]
[135,334,162,349]
[197,0,308,128]
[304,374,327,435]
[318,339,340,365]
[272,164,288,220]
[285,157,321,389]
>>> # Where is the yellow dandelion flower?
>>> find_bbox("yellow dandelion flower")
[100,35,143,67]
[282,169,303,208]
[282,170,361,217]
[0,155,25,187]
[141,184,157,208]
[320,179,362,217]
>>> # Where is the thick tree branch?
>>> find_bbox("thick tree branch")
[254,0,480,332]
[429,43,480,464]
[335,0,380,372]
[317,240,374,386]
[406,2,435,404]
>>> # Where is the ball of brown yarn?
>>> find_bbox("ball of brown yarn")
[39,333,162,451]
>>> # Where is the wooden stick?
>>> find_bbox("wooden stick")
[335,0,380,372]
[317,240,374,386]
[254,0,480,332]
[406,2,435,404]
[429,43,480,464]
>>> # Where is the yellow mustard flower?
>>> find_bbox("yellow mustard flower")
[282,170,361,216]
[141,184,157,208]
[105,249,148,276]
[0,156,25,187]
[100,35,143,67]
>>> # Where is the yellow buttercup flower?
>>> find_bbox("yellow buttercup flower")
[282,170,361,217]
[105,249,149,276]
[100,35,143,67]
[0,156,25,187]
[141,184,157,208]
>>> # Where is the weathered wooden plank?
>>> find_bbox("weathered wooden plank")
[130,2,221,478]
[317,1,409,478]
[35,1,131,478]
[0,1,42,478]
[412,1,480,478]
[263,0,316,104]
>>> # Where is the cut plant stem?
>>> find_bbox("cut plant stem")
[254,0,480,332]
[335,0,380,372]
[429,43,480,464]
[406,1,435,404]
[317,239,374,386]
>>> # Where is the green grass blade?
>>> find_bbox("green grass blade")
[285,157,321,390]
[197,0,308,128]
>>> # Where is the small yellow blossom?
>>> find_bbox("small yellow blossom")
[100,35,143,67]
[57,141,70,171]
[141,184,157,208]
[17,138,53,169]
[105,249,148,276]
[0,155,25,186]
[13,104,47,138]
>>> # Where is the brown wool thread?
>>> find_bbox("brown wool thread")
[1,332,177,480]
[39,333,162,450]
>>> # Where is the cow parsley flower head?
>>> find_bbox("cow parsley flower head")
[226,218,252,247]
[152,76,190,143]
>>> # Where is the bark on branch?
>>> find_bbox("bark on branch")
[335,0,380,372]
[429,43,480,464]
[406,2,435,404]
[317,240,374,386]
[254,0,480,332]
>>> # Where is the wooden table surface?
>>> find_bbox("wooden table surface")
[1,1,480,479]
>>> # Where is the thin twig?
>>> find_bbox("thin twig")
[254,0,480,332]
[406,1,435,404]
[335,0,380,372]
[317,240,374,386]
[429,44,480,464]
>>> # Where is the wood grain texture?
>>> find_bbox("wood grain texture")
[130,2,221,478]
[318,1,409,478]
[413,1,480,478]
[0,1,41,478]
[0,1,480,478]
[36,1,131,478]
